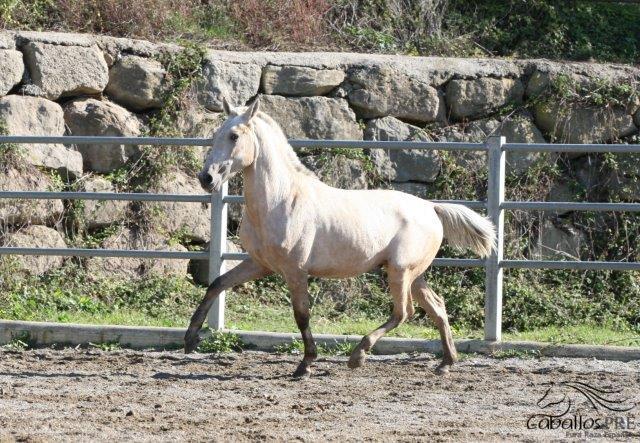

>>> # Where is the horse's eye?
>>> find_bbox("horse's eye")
[230,133,239,142]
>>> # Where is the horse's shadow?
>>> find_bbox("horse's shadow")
[0,370,129,379]
[152,368,331,382]
[152,372,256,382]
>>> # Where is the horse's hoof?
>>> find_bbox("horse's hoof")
[347,350,366,369]
[184,329,201,354]
[435,363,451,376]
[292,364,311,379]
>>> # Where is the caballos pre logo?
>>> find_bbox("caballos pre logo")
[527,381,637,435]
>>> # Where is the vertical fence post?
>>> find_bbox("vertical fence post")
[485,136,505,342]
[207,181,228,330]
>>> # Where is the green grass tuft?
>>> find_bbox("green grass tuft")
[197,330,244,353]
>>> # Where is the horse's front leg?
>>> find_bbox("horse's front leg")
[285,272,317,378]
[185,258,272,353]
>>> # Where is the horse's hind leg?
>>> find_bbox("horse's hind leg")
[412,276,457,375]
[185,259,272,353]
[285,272,317,378]
[348,266,412,369]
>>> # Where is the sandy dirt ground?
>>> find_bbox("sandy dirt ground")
[0,348,639,442]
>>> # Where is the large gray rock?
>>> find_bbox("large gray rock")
[526,70,576,98]
[438,119,492,171]
[0,50,24,95]
[534,102,637,144]
[198,60,261,111]
[525,67,632,99]
[96,34,180,64]
[14,31,95,47]
[64,98,143,173]
[499,117,549,175]
[301,154,367,189]
[446,77,524,120]
[145,233,190,277]
[347,65,442,122]
[22,42,108,100]
[177,109,225,139]
[0,32,15,49]
[364,115,429,141]
[259,95,362,140]
[388,181,431,199]
[438,116,551,175]
[532,219,585,260]
[0,166,64,227]
[634,108,640,128]
[546,181,579,215]
[176,109,225,162]
[364,116,440,183]
[2,225,66,275]
[0,95,82,178]
[85,227,189,279]
[262,65,345,96]
[105,55,167,111]
[144,170,211,243]
[85,227,143,279]
[205,49,524,85]
[80,177,129,229]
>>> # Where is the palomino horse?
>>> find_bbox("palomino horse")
[185,98,496,377]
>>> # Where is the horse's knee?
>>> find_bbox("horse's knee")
[393,306,411,326]
[204,276,223,298]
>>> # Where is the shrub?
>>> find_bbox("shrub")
[229,0,331,47]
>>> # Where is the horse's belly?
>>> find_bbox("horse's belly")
[304,235,388,278]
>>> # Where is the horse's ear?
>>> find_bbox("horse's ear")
[243,97,260,121]
[222,96,232,115]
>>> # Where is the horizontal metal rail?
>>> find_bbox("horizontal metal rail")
[289,139,486,151]
[223,195,486,209]
[504,142,640,153]
[0,136,485,151]
[0,247,208,260]
[502,260,640,271]
[5,194,638,213]
[0,191,211,203]
[502,201,640,212]
[0,135,213,146]
[222,252,485,268]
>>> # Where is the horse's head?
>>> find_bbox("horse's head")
[199,97,260,192]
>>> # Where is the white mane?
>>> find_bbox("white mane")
[253,112,317,179]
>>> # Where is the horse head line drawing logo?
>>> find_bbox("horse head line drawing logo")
[537,381,635,414]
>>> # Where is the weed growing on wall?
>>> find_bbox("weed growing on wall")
[134,42,207,186]
[0,119,24,169]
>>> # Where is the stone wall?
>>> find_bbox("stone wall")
[1,31,639,280]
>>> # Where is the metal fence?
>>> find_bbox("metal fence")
[1,135,639,342]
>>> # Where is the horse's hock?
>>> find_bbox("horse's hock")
[1,30,640,277]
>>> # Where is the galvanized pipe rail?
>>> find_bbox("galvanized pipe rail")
[1,135,639,342]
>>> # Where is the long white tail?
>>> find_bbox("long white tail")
[433,203,496,258]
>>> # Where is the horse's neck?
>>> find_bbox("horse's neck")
[242,140,296,222]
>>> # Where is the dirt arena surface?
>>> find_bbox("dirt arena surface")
[0,348,639,442]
